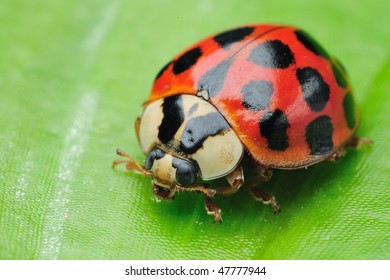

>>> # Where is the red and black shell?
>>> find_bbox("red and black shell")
[146,24,358,169]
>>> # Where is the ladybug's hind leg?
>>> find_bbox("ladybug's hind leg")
[347,136,372,148]
[248,166,281,214]
[328,136,372,162]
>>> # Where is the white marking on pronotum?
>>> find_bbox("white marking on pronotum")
[39,91,98,259]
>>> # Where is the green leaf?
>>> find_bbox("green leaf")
[0,0,389,260]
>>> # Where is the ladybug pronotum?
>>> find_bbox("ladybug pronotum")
[113,24,370,223]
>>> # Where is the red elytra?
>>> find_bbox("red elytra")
[146,24,359,169]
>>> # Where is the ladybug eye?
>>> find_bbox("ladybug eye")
[173,158,198,186]
[145,148,165,170]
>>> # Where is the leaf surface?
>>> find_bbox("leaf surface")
[0,0,389,259]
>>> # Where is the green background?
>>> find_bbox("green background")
[1,0,389,259]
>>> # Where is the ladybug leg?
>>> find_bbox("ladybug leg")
[329,137,372,162]
[134,116,141,145]
[248,167,281,213]
[204,196,222,223]
[178,164,243,196]
[249,188,281,214]
[214,164,244,196]
[347,136,373,148]
[328,148,346,162]
[257,165,273,182]
[177,165,244,223]
[176,184,216,197]
[177,164,244,223]
[176,185,221,223]
[112,148,152,177]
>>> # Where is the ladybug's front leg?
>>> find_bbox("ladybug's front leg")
[177,165,244,223]
[204,196,222,223]
[176,184,221,223]
[203,164,244,223]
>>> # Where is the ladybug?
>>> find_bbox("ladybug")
[113,24,370,223]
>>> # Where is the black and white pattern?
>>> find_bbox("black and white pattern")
[138,95,244,180]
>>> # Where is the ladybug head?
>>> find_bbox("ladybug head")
[145,147,199,200]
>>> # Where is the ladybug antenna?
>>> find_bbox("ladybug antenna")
[112,148,152,176]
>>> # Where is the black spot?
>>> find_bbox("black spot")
[172,47,202,75]
[343,91,356,129]
[155,61,171,80]
[158,95,185,143]
[214,26,255,49]
[259,109,290,151]
[172,157,198,186]
[332,60,348,88]
[296,67,330,112]
[145,148,166,170]
[249,40,295,69]
[242,80,274,111]
[305,116,334,155]
[198,60,231,98]
[180,112,230,154]
[294,30,329,58]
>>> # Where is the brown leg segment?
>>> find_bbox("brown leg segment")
[328,136,372,162]
[328,148,346,162]
[248,166,281,213]
[134,117,141,145]
[347,136,373,148]
[177,165,244,223]
[214,164,244,196]
[205,164,244,223]
[176,184,221,223]
[249,187,281,214]
[204,196,222,223]
[176,184,216,197]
